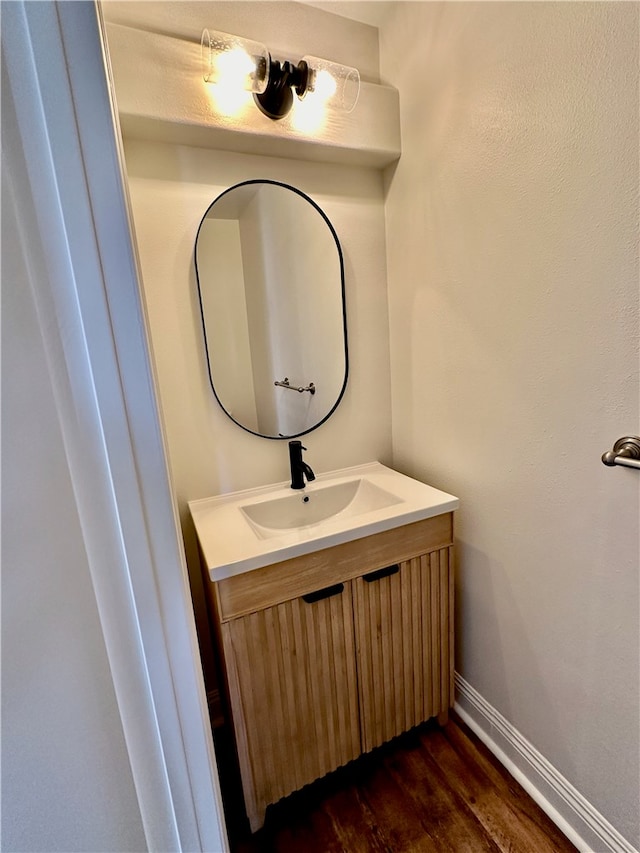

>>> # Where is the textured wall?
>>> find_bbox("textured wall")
[107,0,393,702]
[106,0,639,846]
[124,142,392,499]
[109,0,393,500]
[124,140,392,690]
[379,2,639,845]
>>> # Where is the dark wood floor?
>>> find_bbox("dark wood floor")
[216,714,577,853]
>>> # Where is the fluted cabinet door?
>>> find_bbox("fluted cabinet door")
[353,547,454,754]
[221,584,361,831]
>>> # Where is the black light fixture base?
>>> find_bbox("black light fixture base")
[253,86,293,120]
[253,58,309,120]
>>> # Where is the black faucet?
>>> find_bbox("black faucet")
[289,440,316,490]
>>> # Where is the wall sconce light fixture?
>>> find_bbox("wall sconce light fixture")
[201,28,360,120]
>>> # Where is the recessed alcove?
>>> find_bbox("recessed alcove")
[105,21,400,167]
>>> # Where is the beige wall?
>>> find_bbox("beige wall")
[379,2,639,845]
[106,0,639,846]
[123,140,392,687]
[125,142,392,499]
[110,0,392,699]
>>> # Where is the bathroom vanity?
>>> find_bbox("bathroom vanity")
[190,463,458,831]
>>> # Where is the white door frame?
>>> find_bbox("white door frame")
[1,2,228,849]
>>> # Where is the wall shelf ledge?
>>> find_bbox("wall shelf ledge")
[106,23,401,168]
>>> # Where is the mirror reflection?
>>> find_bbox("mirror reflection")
[195,180,348,438]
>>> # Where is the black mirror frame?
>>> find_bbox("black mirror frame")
[194,179,349,440]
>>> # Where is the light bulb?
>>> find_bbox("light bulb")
[214,47,254,84]
[313,69,337,101]
[301,56,360,112]
[201,29,269,94]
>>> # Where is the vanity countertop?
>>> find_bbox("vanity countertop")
[189,462,459,582]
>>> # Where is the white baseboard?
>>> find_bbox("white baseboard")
[454,674,638,853]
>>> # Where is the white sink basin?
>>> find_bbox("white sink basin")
[189,462,459,581]
[241,478,402,538]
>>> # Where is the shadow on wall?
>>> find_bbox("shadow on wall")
[454,539,576,783]
[180,512,219,696]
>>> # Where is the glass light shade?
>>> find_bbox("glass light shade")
[201,28,270,95]
[301,56,360,113]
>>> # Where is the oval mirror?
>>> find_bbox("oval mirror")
[195,180,348,439]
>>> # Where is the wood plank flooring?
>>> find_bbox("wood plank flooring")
[216,714,578,853]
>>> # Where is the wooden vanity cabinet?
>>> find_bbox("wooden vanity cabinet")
[354,547,454,753]
[219,584,361,830]
[205,512,454,832]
